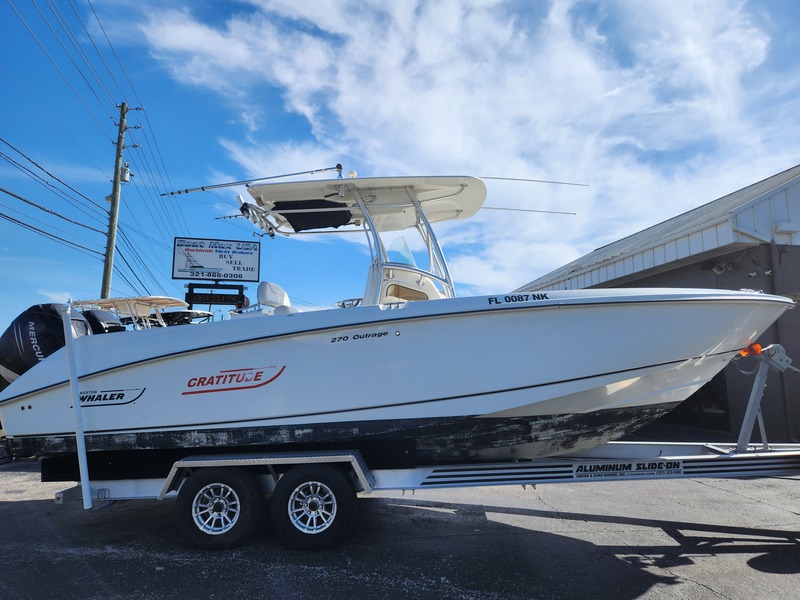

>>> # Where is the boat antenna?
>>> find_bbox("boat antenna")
[160,164,344,196]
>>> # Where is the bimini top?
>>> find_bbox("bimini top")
[245,176,486,234]
[72,296,193,329]
[72,296,189,316]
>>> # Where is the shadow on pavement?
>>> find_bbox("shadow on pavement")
[0,463,797,599]
[377,495,800,575]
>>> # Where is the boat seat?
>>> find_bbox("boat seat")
[257,281,291,308]
[230,281,297,316]
[230,282,295,318]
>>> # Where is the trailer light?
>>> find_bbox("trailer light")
[739,343,762,357]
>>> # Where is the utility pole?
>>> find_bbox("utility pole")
[101,102,128,299]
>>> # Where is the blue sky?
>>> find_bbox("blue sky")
[2,0,800,333]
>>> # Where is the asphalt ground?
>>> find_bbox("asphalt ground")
[1,454,799,600]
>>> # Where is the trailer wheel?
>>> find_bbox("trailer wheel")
[176,468,262,550]
[270,465,356,550]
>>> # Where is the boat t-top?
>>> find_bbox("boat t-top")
[238,175,485,308]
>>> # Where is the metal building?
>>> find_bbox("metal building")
[516,164,800,441]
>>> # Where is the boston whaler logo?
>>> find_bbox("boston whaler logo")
[79,388,145,407]
[182,365,286,395]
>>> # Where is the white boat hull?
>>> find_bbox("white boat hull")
[0,289,792,466]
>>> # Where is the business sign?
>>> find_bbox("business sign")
[172,237,260,282]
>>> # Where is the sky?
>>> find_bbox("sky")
[2,0,800,333]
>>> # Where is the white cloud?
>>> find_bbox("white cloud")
[219,139,341,179]
[130,0,800,290]
[36,289,74,303]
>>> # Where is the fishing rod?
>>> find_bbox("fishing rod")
[482,176,588,187]
[161,164,343,197]
[480,174,586,215]
[481,206,576,215]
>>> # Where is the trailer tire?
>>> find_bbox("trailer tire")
[176,468,262,550]
[270,464,356,550]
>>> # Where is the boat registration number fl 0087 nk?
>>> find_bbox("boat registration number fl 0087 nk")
[487,293,549,306]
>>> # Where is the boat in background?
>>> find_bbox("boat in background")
[0,176,793,479]
[72,296,213,329]
[0,297,211,393]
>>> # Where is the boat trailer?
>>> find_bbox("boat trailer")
[48,342,800,550]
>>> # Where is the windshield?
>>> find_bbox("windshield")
[386,236,417,267]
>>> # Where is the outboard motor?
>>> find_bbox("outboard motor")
[0,304,91,393]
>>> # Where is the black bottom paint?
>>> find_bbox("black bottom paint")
[26,403,679,482]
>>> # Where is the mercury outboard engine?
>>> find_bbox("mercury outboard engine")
[0,304,91,393]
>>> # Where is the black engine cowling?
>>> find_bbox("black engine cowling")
[0,304,91,393]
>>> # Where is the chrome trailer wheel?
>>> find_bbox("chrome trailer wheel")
[176,468,262,550]
[270,465,356,550]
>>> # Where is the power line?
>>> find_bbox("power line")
[6,0,113,141]
[0,136,108,214]
[67,0,125,101]
[0,199,102,253]
[87,0,138,103]
[0,154,109,231]
[84,0,173,166]
[67,0,180,225]
[0,64,110,179]
[125,175,175,246]
[30,0,112,111]
[0,209,103,257]
[81,1,190,241]
[45,0,117,104]
[126,140,187,238]
[114,246,150,295]
[117,222,172,251]
[86,0,183,221]
[117,227,171,295]
[3,1,207,301]
[0,186,106,233]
